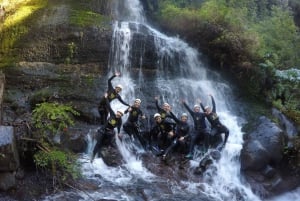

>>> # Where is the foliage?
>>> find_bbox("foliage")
[158,3,200,32]
[69,9,110,27]
[34,149,80,183]
[31,102,80,186]
[32,102,79,138]
[253,7,300,70]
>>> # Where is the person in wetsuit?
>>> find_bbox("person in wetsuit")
[91,93,124,163]
[201,94,229,150]
[150,113,176,156]
[182,100,210,159]
[122,98,147,148]
[154,96,172,121]
[98,72,129,124]
[162,112,191,160]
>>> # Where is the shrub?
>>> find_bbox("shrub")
[34,149,80,184]
[31,102,80,187]
[32,102,79,138]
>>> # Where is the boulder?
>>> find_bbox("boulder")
[240,116,298,198]
[0,172,16,191]
[241,116,285,172]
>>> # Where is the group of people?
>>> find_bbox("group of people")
[91,72,229,162]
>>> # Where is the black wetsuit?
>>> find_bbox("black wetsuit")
[155,99,176,131]
[98,75,129,124]
[155,100,170,120]
[123,106,147,148]
[183,102,210,154]
[150,119,175,155]
[163,112,191,157]
[201,96,229,148]
[93,98,122,159]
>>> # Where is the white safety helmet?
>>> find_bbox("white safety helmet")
[115,84,123,90]
[135,98,141,104]
[153,113,161,119]
[181,113,188,118]
[163,103,170,107]
[194,104,200,109]
[204,105,210,110]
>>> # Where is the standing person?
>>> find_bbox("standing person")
[98,72,129,124]
[182,100,210,159]
[149,113,175,156]
[122,98,147,148]
[162,112,191,160]
[91,93,124,163]
[201,94,229,150]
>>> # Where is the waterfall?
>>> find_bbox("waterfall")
[88,0,262,200]
[72,1,298,201]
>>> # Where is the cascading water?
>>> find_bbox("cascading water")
[98,0,261,200]
[44,0,300,201]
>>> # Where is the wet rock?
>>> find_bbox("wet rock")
[0,172,16,191]
[0,126,20,172]
[241,116,285,172]
[241,116,300,198]
[61,129,88,153]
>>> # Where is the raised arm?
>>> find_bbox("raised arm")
[183,102,193,116]
[169,111,180,124]
[155,98,160,111]
[210,95,216,113]
[197,98,205,111]
[200,102,205,111]
[107,74,116,91]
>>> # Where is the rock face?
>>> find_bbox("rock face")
[0,0,114,198]
[0,126,20,191]
[240,116,300,198]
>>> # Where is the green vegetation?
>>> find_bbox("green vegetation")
[34,149,80,184]
[32,102,79,137]
[70,9,110,27]
[31,102,80,187]
[0,0,48,67]
[154,0,300,125]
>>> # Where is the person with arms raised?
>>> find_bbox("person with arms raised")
[201,94,229,150]
[182,100,210,159]
[98,72,129,124]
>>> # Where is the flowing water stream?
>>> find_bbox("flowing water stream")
[43,0,300,200]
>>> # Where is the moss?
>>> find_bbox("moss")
[69,9,110,27]
[0,0,48,68]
